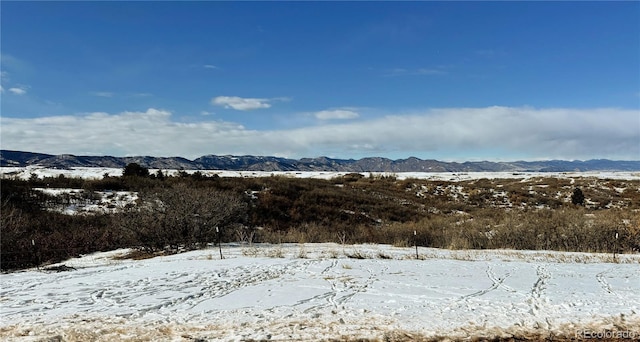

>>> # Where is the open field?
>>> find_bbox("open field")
[2,168,639,340]
[3,166,640,181]
[1,244,639,341]
[2,167,639,270]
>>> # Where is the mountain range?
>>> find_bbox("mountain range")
[1,150,639,172]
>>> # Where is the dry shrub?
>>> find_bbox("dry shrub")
[241,247,260,257]
[346,249,368,259]
[326,249,340,258]
[392,238,410,248]
[266,247,285,258]
[121,183,248,252]
[296,245,308,258]
[4,174,639,271]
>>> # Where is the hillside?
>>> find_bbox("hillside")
[2,150,639,172]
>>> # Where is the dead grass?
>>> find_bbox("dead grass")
[346,249,368,259]
[265,246,285,258]
[377,251,393,259]
[1,308,636,342]
[326,249,340,259]
[112,249,165,260]
[297,244,308,259]
[241,246,260,257]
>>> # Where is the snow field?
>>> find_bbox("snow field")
[1,244,639,341]
[3,166,640,182]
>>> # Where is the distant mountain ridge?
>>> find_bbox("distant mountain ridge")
[1,150,639,172]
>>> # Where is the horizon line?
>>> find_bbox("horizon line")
[1,149,639,164]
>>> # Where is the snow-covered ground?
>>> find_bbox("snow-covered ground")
[2,165,640,181]
[1,244,639,341]
[33,188,138,215]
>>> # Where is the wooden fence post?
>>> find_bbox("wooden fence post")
[414,230,418,259]
[216,226,223,259]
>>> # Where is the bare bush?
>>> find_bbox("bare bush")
[121,183,247,252]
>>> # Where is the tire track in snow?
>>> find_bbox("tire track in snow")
[275,259,338,312]
[460,265,513,300]
[296,259,344,312]
[90,289,113,306]
[486,266,517,293]
[81,259,316,318]
[180,259,316,311]
[321,259,339,275]
[444,264,518,316]
[297,259,389,314]
[596,266,622,298]
[337,260,389,306]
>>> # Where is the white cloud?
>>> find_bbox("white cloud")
[203,65,218,69]
[416,68,445,75]
[314,109,360,120]
[1,106,638,161]
[287,106,639,160]
[128,92,153,98]
[8,87,27,95]
[211,96,290,111]
[1,108,248,158]
[384,67,446,77]
[211,96,273,111]
[0,85,4,93]
[90,91,114,98]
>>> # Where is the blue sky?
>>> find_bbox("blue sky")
[1,1,639,161]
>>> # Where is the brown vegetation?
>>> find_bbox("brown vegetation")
[2,169,639,270]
